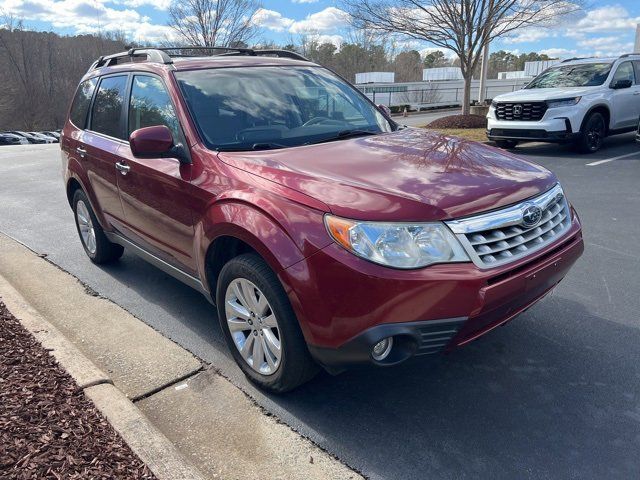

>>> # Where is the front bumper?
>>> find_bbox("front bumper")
[283,211,583,371]
[486,104,586,143]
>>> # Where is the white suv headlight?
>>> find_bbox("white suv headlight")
[546,97,581,108]
[325,215,469,268]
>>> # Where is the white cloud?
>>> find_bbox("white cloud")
[116,0,171,11]
[315,34,343,47]
[2,0,173,42]
[253,8,294,32]
[539,48,577,58]
[288,7,349,34]
[292,0,319,3]
[573,5,640,34]
[504,28,556,44]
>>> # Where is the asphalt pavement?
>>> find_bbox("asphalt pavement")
[0,134,639,479]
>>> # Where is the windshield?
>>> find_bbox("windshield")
[525,63,612,89]
[175,66,393,151]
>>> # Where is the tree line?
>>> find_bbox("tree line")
[0,26,550,130]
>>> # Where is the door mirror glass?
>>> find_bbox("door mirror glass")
[129,125,174,157]
[611,79,633,89]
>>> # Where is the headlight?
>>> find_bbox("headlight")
[546,97,581,108]
[491,100,498,107]
[324,215,469,268]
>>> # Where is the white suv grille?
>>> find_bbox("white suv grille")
[445,184,571,268]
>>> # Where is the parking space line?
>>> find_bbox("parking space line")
[586,151,640,166]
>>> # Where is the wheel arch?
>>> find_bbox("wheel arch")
[580,104,611,134]
[197,200,308,299]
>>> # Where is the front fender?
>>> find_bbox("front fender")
[195,199,332,288]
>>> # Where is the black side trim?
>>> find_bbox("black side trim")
[307,317,467,373]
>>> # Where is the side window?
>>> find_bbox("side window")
[612,62,635,85]
[128,75,180,140]
[634,61,640,83]
[90,75,128,139]
[69,78,97,128]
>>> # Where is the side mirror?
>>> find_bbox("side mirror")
[377,104,392,117]
[610,79,633,89]
[129,125,190,163]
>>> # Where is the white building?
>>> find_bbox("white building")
[524,60,561,77]
[498,71,527,80]
[422,67,463,81]
[354,72,395,84]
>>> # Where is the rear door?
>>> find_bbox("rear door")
[83,74,129,227]
[115,73,196,273]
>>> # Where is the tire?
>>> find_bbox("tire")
[494,139,518,149]
[575,112,606,153]
[72,189,124,264]
[216,253,319,393]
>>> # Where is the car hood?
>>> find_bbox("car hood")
[494,87,598,102]
[217,128,556,221]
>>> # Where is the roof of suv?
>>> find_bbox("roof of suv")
[559,54,640,66]
[87,47,317,75]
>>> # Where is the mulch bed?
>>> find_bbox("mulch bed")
[427,114,488,129]
[0,300,156,479]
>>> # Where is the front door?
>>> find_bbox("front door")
[115,74,196,273]
[610,61,639,129]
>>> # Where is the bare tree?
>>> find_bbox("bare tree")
[341,0,580,115]
[168,0,262,47]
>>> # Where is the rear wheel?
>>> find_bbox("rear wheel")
[494,139,518,149]
[72,189,123,264]
[216,253,318,392]
[575,112,606,153]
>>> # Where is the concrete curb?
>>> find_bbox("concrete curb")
[0,275,207,480]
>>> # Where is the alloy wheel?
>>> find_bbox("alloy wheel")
[586,118,604,151]
[225,278,282,375]
[76,200,97,255]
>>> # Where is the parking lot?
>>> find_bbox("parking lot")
[0,134,639,479]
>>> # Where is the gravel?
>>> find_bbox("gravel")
[0,300,156,479]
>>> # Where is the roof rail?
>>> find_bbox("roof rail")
[619,52,640,58]
[88,46,310,71]
[560,57,593,63]
[89,48,173,70]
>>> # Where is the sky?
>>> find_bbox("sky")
[1,0,639,60]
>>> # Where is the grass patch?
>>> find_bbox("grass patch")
[429,128,488,142]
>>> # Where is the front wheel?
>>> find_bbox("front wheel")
[216,253,318,393]
[575,112,606,153]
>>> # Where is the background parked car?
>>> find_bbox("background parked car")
[6,131,44,144]
[42,131,61,142]
[28,132,56,143]
[0,132,29,145]
[636,116,640,143]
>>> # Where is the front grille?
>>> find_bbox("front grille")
[446,184,571,268]
[495,102,547,121]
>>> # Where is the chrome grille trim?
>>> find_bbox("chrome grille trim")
[445,184,572,269]
[494,102,547,121]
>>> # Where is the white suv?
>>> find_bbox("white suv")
[487,54,640,152]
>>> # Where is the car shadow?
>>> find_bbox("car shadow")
[510,131,637,159]
[95,254,640,479]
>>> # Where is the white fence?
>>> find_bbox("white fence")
[356,78,531,108]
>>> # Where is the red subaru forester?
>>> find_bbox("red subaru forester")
[61,47,584,392]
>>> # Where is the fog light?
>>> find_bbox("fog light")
[371,337,393,361]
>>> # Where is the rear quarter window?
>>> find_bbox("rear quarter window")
[69,78,97,128]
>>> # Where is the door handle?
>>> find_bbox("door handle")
[115,162,131,175]
[76,146,87,158]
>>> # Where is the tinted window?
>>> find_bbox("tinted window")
[128,75,180,140]
[612,62,635,84]
[91,75,127,139]
[526,63,612,88]
[175,66,392,151]
[69,78,97,128]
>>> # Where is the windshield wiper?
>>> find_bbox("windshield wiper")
[216,142,288,152]
[307,129,379,145]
